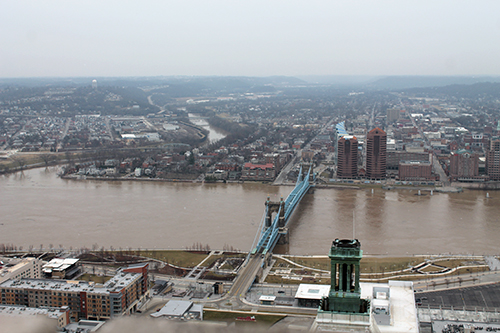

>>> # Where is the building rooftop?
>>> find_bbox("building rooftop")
[400,160,431,165]
[63,320,106,333]
[243,162,274,169]
[0,304,67,319]
[42,258,78,274]
[313,281,418,333]
[362,281,418,333]
[151,300,193,318]
[0,271,141,294]
[0,257,39,282]
[295,284,330,300]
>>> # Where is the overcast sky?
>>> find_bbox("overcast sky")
[1,1,499,78]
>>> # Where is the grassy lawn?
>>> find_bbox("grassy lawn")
[432,258,486,268]
[360,257,425,273]
[137,250,246,269]
[269,255,492,283]
[204,309,285,329]
[278,256,425,273]
[265,275,304,284]
[198,253,246,268]
[139,250,210,268]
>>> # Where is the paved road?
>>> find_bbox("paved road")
[273,155,298,185]
[400,98,450,186]
[273,117,335,186]
[58,118,71,151]
[227,255,263,298]
[414,271,500,293]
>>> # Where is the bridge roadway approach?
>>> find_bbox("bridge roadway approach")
[227,255,264,298]
[224,165,315,302]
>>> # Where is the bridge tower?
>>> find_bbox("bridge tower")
[265,197,285,228]
[300,162,315,182]
[320,239,369,314]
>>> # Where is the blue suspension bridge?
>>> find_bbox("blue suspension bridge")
[251,164,315,255]
[227,164,315,298]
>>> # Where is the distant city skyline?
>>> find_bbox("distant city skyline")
[1,1,500,78]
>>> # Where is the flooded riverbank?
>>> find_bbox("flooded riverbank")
[0,168,498,256]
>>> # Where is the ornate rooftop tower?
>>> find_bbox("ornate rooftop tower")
[320,239,369,314]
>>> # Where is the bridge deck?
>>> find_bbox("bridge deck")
[252,165,314,255]
[230,165,314,299]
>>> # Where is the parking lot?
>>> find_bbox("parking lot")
[416,283,500,310]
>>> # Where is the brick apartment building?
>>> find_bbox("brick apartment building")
[398,161,433,181]
[241,163,276,181]
[0,264,148,321]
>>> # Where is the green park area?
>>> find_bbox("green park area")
[266,255,489,284]
[76,249,490,285]
[203,309,285,329]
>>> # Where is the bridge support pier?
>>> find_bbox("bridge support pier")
[277,227,289,245]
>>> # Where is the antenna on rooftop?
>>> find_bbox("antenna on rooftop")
[352,210,355,239]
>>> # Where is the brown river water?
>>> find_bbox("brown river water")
[0,167,498,256]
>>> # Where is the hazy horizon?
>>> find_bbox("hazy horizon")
[1,1,500,78]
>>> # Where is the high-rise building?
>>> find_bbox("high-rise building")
[486,138,500,180]
[337,136,358,179]
[386,108,401,123]
[449,150,479,181]
[366,128,387,179]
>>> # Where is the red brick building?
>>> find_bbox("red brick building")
[398,161,433,180]
[241,163,275,181]
[365,128,387,179]
[337,136,358,179]
[449,150,479,181]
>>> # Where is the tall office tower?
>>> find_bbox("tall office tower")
[386,108,400,123]
[366,127,387,179]
[449,150,479,181]
[337,135,358,178]
[486,138,500,180]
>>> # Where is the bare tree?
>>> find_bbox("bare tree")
[39,153,56,167]
[10,155,27,171]
[64,151,74,166]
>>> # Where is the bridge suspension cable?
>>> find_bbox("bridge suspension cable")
[251,164,315,255]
